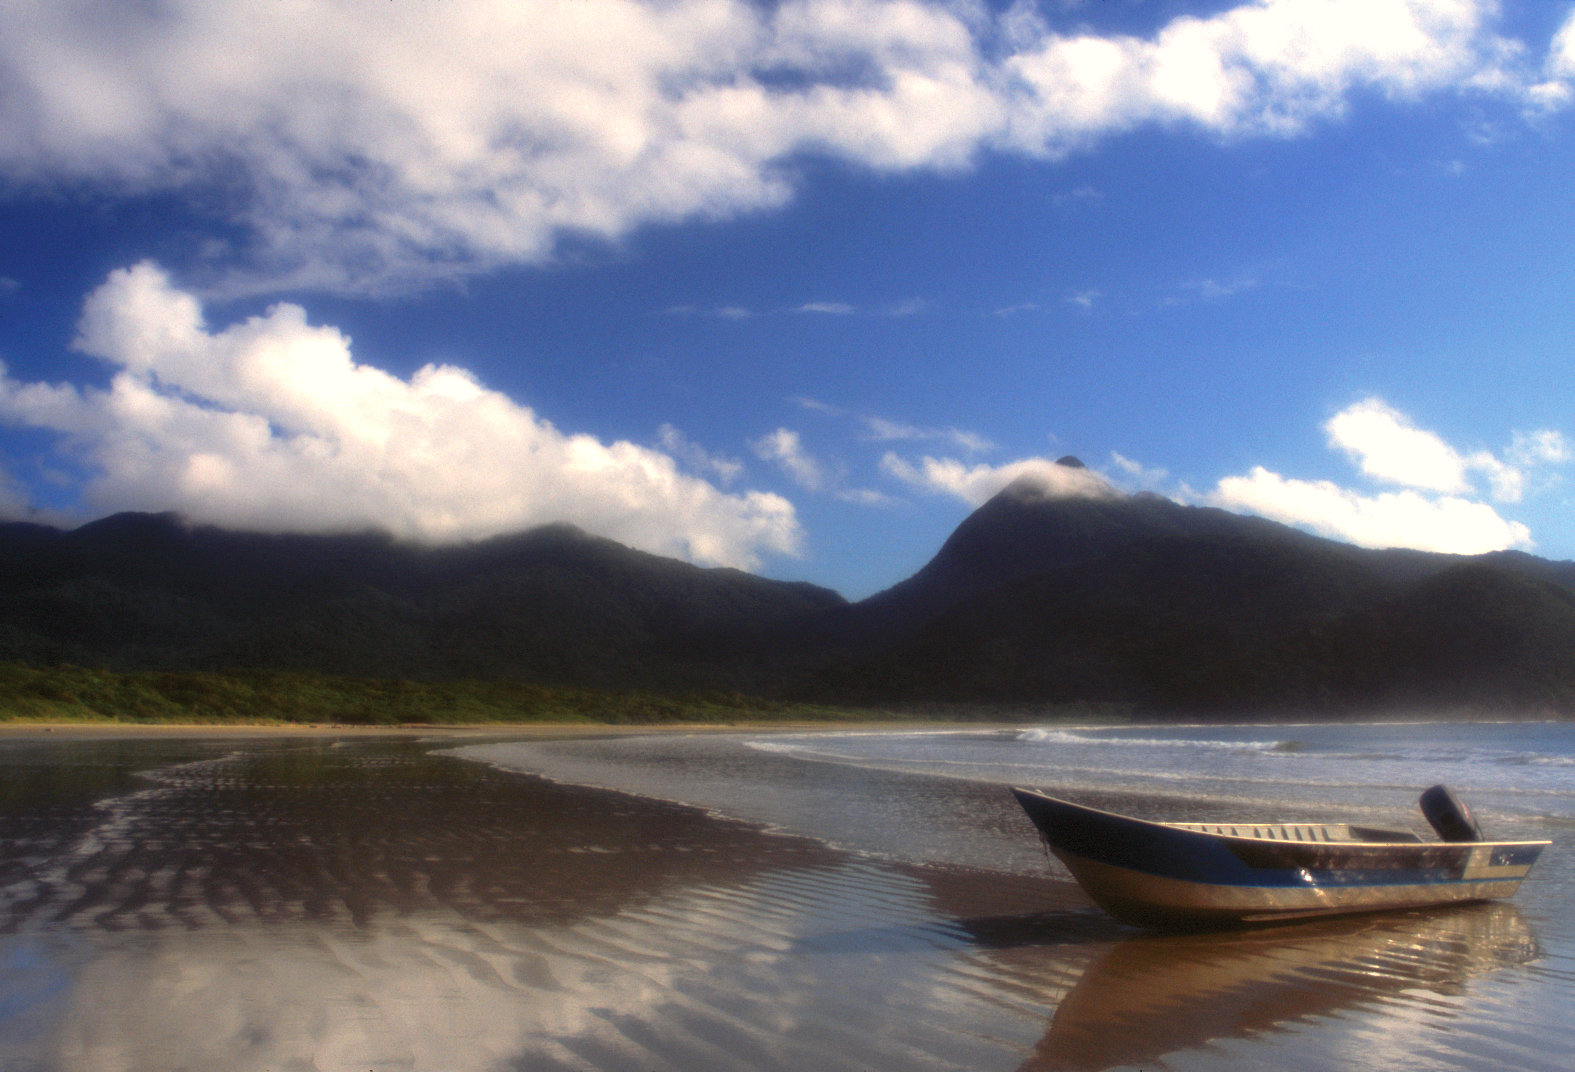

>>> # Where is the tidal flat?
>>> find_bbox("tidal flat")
[2,724,1572,1071]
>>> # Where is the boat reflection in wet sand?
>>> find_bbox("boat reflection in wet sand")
[1011,785,1549,928]
[1023,901,1540,1072]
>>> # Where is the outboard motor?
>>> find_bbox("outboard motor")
[1420,784,1482,842]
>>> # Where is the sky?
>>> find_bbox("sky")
[3,0,1575,600]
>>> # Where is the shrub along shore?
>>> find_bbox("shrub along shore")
[0,662,923,727]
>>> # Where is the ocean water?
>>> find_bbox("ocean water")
[750,719,1575,833]
[460,720,1575,877]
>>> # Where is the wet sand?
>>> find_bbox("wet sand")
[0,730,1567,1071]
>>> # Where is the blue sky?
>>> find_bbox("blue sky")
[3,0,1575,599]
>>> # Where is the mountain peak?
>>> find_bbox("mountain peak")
[996,459,1117,505]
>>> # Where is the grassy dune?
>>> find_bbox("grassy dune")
[0,663,873,727]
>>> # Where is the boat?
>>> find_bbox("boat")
[1011,785,1549,928]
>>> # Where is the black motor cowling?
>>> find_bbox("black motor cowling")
[1420,784,1482,843]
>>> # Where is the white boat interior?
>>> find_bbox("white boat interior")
[1170,821,1422,844]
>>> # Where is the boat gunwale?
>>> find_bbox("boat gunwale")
[1009,786,1553,852]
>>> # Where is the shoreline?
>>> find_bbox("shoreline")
[5,708,1569,739]
[0,718,1017,738]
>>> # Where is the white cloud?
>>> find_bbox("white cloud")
[1214,466,1531,553]
[836,486,900,507]
[1547,9,1575,81]
[750,425,892,505]
[998,0,1512,149]
[662,304,755,320]
[1052,184,1102,207]
[1186,274,1261,301]
[791,396,844,416]
[1509,428,1571,467]
[1110,451,1170,490]
[883,297,928,317]
[1467,449,1524,503]
[0,263,801,568]
[861,416,993,453]
[1210,398,1570,554]
[792,302,857,315]
[0,0,1538,293]
[880,452,1114,506]
[751,427,825,491]
[992,301,1044,316]
[1323,396,1543,502]
[654,423,744,484]
[1324,397,1473,493]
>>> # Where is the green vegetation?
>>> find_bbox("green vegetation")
[0,663,876,727]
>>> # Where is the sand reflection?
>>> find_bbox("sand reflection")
[0,738,1058,1071]
[2,861,1057,1072]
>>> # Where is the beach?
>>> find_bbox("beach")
[1,723,1571,1071]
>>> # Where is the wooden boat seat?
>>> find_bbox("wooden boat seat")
[1178,822,1422,844]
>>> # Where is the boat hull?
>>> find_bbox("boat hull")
[1013,788,1548,928]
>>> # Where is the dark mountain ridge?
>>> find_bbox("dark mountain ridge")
[0,513,844,690]
[6,468,1575,714]
[819,470,1575,712]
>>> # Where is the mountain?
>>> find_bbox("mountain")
[6,465,1575,715]
[816,465,1575,713]
[0,514,844,691]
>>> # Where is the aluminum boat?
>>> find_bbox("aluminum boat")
[1012,785,1549,927]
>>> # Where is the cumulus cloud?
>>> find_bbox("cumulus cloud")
[0,0,1540,292]
[1002,0,1520,142]
[1214,466,1531,553]
[1546,9,1575,82]
[880,452,1114,506]
[1211,398,1569,554]
[1324,396,1540,502]
[1324,397,1474,493]
[0,263,801,568]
